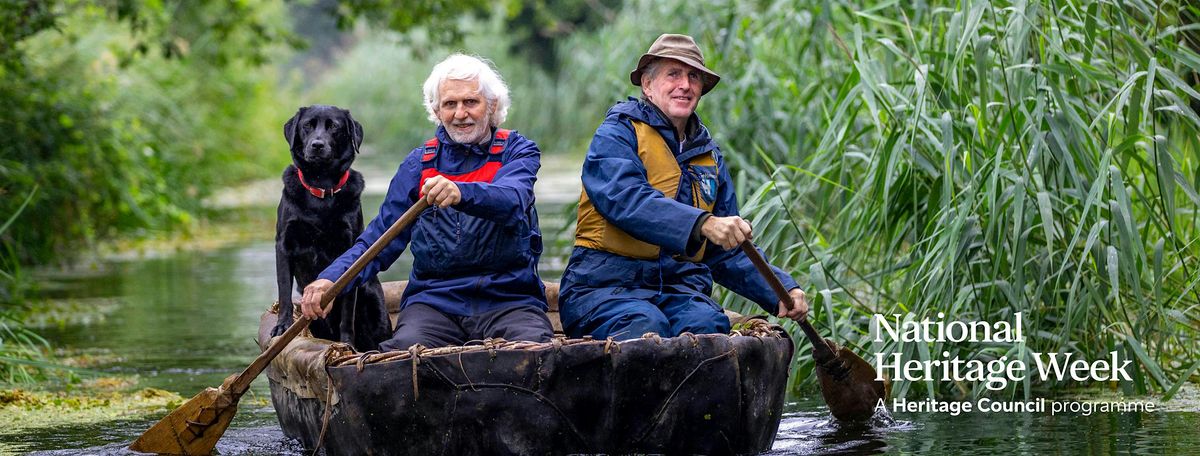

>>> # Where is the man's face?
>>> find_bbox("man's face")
[437,78,493,144]
[642,59,703,128]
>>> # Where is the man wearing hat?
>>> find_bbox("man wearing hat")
[559,33,810,340]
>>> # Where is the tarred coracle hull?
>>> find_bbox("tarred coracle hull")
[262,306,793,455]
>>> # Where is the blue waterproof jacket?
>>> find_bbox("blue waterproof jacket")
[319,126,546,316]
[560,98,799,328]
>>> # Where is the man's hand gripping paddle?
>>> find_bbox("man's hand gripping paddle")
[739,241,890,421]
[130,200,430,454]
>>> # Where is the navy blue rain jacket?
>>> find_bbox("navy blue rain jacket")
[563,98,799,324]
[318,126,546,316]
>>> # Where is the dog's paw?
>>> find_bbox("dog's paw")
[271,323,289,338]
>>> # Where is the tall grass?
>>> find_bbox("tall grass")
[548,0,1200,398]
[0,186,51,383]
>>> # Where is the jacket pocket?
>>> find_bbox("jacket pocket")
[409,209,449,274]
[686,165,718,210]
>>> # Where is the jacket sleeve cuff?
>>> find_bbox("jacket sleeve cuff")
[659,206,707,254]
[685,212,713,257]
[317,269,340,283]
[317,264,349,294]
[456,182,482,209]
[759,269,800,313]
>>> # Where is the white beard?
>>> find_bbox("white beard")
[446,114,492,145]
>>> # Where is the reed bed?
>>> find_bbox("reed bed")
[548,0,1200,399]
[300,0,1199,398]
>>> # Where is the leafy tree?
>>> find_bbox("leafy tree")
[0,0,292,265]
[334,0,622,73]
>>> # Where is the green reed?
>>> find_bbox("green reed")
[0,186,51,383]
[716,0,1200,399]
[318,0,1200,398]
[545,0,1200,398]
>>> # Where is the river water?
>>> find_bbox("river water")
[9,154,1200,455]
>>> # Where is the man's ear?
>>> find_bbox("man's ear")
[284,107,307,150]
[344,109,363,154]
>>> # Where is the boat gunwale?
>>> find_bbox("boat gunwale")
[321,324,791,368]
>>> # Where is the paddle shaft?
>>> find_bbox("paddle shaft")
[738,241,829,353]
[225,199,430,395]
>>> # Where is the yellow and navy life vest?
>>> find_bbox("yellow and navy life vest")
[575,120,717,262]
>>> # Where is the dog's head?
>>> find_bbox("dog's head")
[283,105,363,169]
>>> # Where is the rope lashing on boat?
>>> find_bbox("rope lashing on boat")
[324,320,783,367]
[603,337,619,355]
[419,357,591,447]
[313,373,335,456]
[307,342,360,455]
[456,346,479,392]
[305,327,787,453]
[408,344,426,401]
[633,348,739,446]
[355,351,378,373]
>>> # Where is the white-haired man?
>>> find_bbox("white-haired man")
[300,54,552,350]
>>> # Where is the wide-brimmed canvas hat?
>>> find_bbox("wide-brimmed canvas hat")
[630,34,721,95]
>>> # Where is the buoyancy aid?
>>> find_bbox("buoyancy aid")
[419,129,511,191]
[575,120,717,262]
[409,128,538,277]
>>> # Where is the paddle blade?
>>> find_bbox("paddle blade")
[130,387,239,455]
[815,340,891,421]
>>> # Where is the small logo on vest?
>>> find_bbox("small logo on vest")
[698,173,718,203]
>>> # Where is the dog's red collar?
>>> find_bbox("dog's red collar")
[297,169,350,199]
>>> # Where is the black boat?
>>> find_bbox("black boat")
[257,281,795,455]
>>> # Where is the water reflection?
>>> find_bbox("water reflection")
[30,426,303,456]
[36,243,277,394]
[767,401,905,455]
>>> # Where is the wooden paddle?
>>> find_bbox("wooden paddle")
[739,241,889,421]
[131,199,430,455]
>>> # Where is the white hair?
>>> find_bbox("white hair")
[422,54,510,127]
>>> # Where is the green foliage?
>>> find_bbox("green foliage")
[0,187,50,383]
[1,0,297,382]
[306,17,608,160]
[0,1,292,265]
[335,0,490,45]
[0,2,56,64]
[547,0,1200,398]
[303,32,435,160]
[335,0,622,72]
[87,0,302,65]
[497,0,623,72]
[303,0,623,158]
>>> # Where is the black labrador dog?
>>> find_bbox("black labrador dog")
[274,105,390,351]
